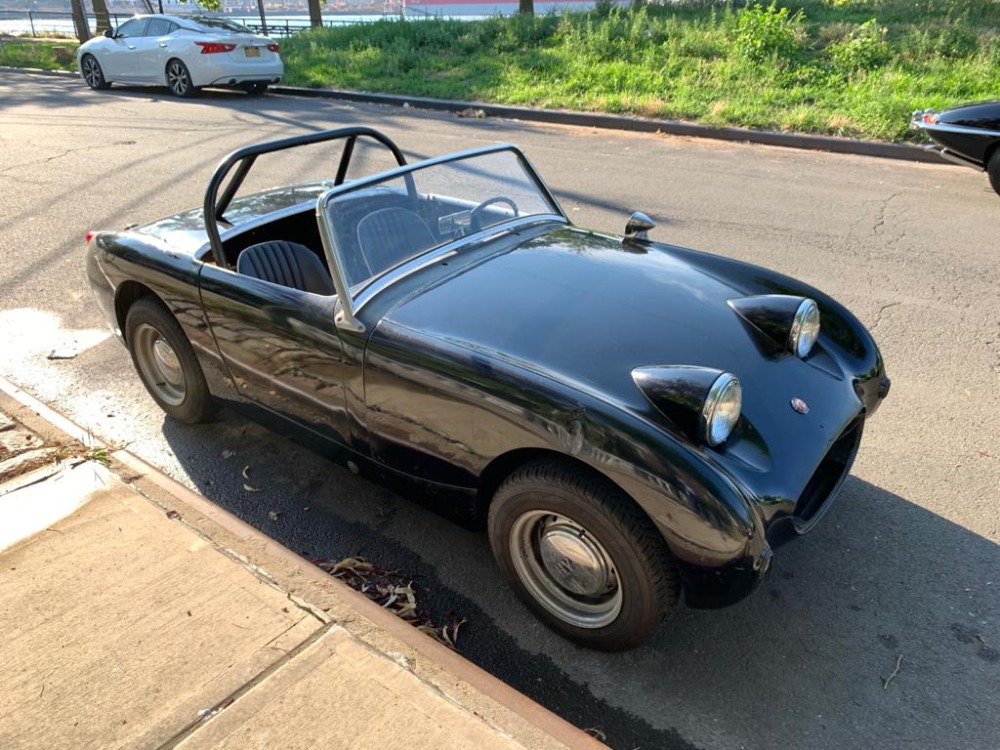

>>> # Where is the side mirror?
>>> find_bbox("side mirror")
[104,28,114,38]
[624,211,656,242]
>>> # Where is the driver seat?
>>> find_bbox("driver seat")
[356,207,437,279]
[236,240,336,296]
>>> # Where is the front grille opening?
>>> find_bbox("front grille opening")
[794,419,863,530]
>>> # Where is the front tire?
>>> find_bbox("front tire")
[987,150,1000,197]
[81,54,110,90]
[488,461,679,651]
[166,59,198,98]
[125,297,214,424]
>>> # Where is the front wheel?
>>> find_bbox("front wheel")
[125,297,215,424]
[81,54,110,90]
[166,59,198,98]
[987,150,1000,197]
[488,461,679,651]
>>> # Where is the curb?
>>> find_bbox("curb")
[0,374,607,750]
[3,66,943,164]
[274,84,944,163]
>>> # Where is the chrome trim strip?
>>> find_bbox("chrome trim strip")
[913,121,1000,139]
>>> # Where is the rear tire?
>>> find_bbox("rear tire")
[166,59,198,98]
[125,297,215,424]
[81,54,110,90]
[488,461,679,651]
[987,150,1000,197]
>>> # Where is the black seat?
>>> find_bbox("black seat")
[356,207,437,279]
[236,240,335,296]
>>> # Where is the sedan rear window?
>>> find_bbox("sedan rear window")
[187,17,253,34]
[145,18,176,37]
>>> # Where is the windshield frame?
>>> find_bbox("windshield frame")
[316,144,568,333]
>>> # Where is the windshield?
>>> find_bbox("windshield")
[321,148,561,291]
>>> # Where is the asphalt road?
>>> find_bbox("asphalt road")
[1,72,998,750]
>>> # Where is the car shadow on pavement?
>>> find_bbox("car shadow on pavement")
[160,409,999,750]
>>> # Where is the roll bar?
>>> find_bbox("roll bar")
[203,127,407,268]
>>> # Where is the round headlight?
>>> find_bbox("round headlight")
[789,299,821,358]
[701,373,741,447]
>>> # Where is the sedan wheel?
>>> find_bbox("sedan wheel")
[81,54,110,90]
[125,298,214,423]
[166,59,198,98]
[488,461,679,651]
[988,151,1000,197]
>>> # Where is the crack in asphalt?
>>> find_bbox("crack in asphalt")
[869,301,902,333]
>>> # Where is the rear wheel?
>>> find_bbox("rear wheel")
[166,59,198,98]
[488,461,679,651]
[987,150,1000,197]
[125,297,214,424]
[81,54,110,90]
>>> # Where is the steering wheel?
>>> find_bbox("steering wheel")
[470,196,519,232]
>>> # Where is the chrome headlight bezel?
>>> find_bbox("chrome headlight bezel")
[700,372,742,447]
[789,298,821,359]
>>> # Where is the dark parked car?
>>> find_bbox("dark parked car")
[912,100,1000,196]
[86,127,889,650]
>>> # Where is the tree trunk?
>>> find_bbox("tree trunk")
[92,0,112,34]
[256,0,269,36]
[70,0,91,43]
[519,0,533,15]
[308,0,323,28]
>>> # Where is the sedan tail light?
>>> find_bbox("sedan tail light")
[267,43,279,53]
[196,41,236,54]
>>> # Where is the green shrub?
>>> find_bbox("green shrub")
[827,19,890,71]
[734,2,805,62]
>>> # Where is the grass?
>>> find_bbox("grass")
[3,1,998,142]
[281,0,1000,142]
[0,38,77,71]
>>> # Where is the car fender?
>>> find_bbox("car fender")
[86,232,233,396]
[363,320,762,572]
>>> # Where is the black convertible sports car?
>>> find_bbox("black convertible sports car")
[87,127,889,650]
[912,100,1000,196]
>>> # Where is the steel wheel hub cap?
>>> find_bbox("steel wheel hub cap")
[538,524,611,597]
[152,339,181,384]
[133,323,186,407]
[509,511,622,629]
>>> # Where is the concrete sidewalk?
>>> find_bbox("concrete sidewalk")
[0,385,606,750]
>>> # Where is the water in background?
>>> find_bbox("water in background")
[0,2,604,37]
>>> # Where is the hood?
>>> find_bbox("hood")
[131,183,330,256]
[382,226,860,446]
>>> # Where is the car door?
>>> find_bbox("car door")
[198,264,352,448]
[131,17,177,83]
[101,17,151,81]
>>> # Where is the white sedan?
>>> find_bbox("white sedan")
[77,14,283,97]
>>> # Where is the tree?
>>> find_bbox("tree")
[519,0,534,14]
[70,0,91,42]
[92,0,112,34]
[308,0,323,28]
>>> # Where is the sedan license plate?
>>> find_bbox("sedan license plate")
[244,47,260,58]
